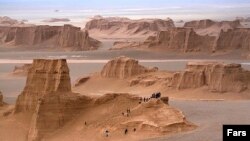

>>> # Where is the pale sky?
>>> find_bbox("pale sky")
[1,0,250,24]
[1,0,250,10]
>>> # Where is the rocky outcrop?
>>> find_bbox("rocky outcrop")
[85,16,175,37]
[172,62,250,93]
[28,93,92,141]
[15,59,72,113]
[215,28,250,51]
[0,91,4,106]
[184,19,241,29]
[144,28,216,52]
[14,59,93,141]
[12,64,32,76]
[184,19,242,36]
[101,56,158,79]
[0,16,29,27]
[0,24,100,51]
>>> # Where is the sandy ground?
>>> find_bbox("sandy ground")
[1,100,249,141]
[146,100,250,141]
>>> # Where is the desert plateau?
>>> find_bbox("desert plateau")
[1,0,250,141]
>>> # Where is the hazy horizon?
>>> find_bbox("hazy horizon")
[1,0,250,27]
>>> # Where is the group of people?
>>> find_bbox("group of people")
[104,128,136,137]
[92,92,162,138]
[122,108,131,117]
[139,92,162,104]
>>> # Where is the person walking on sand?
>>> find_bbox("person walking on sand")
[124,129,128,135]
[105,130,109,137]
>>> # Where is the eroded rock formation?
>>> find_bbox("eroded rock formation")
[13,59,195,141]
[184,19,241,29]
[101,56,158,79]
[0,16,28,27]
[0,24,100,51]
[85,16,175,37]
[215,28,250,51]
[0,91,4,106]
[172,62,250,92]
[14,59,93,141]
[15,59,71,113]
[143,28,216,52]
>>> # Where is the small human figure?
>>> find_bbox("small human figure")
[139,101,141,104]
[105,130,109,137]
[124,129,128,135]
[122,112,124,116]
[127,108,130,113]
[84,121,87,125]
[143,97,145,102]
[133,128,136,132]
[156,92,161,98]
[151,93,156,98]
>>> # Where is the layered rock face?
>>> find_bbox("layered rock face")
[0,24,100,50]
[101,56,158,79]
[184,19,242,36]
[184,19,241,29]
[85,16,175,36]
[15,59,72,113]
[172,62,250,92]
[215,28,250,51]
[14,59,92,141]
[144,28,216,52]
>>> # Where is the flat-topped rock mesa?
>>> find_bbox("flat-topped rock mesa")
[0,24,100,51]
[101,56,158,79]
[85,16,175,37]
[183,19,242,36]
[12,64,32,76]
[143,28,216,52]
[215,28,250,51]
[172,62,250,93]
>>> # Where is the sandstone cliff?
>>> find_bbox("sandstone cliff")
[15,59,72,113]
[184,19,242,36]
[215,28,250,51]
[184,19,241,29]
[0,24,100,51]
[101,56,158,79]
[143,28,216,52]
[172,62,250,93]
[14,59,92,141]
[85,16,175,37]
